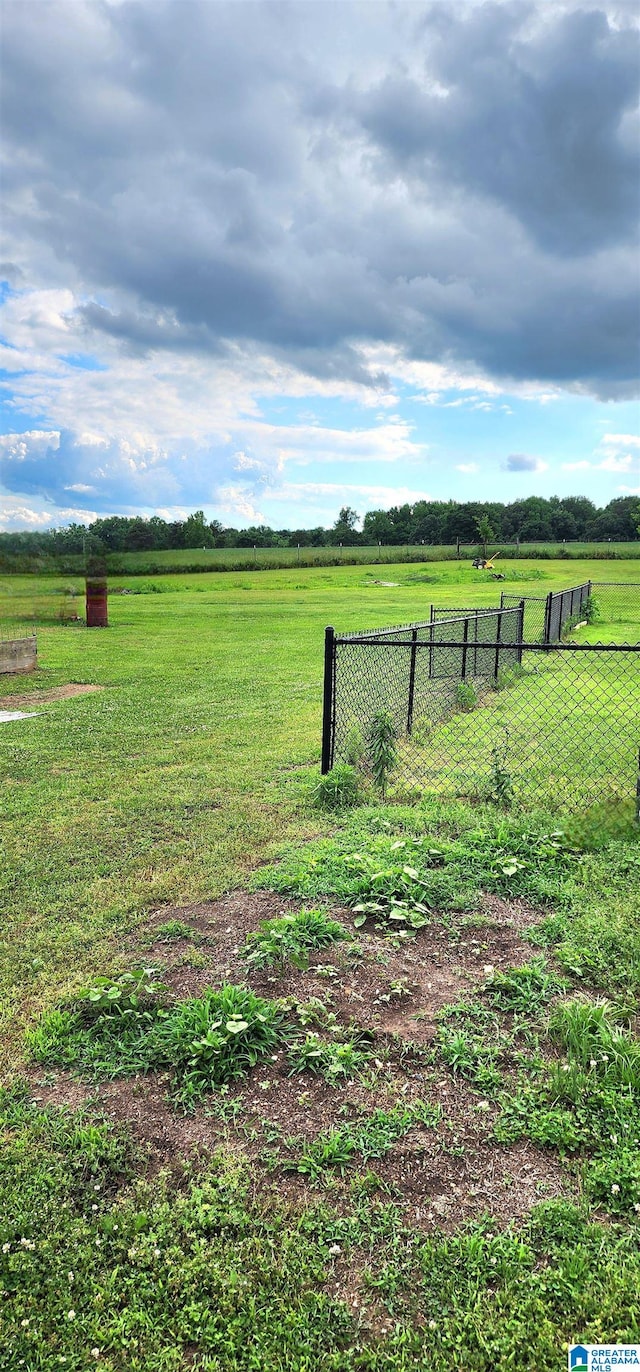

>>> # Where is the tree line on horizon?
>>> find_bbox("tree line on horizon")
[1,493,639,558]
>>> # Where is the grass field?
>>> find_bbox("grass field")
[3,539,639,580]
[1,560,639,1369]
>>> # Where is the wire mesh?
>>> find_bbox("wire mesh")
[323,583,640,810]
[500,593,547,643]
[328,637,639,809]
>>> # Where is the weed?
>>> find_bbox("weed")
[368,710,397,798]
[242,907,351,971]
[488,734,515,807]
[345,723,365,768]
[313,765,360,810]
[485,957,565,1015]
[288,1100,440,1182]
[287,1033,371,1082]
[154,919,200,942]
[77,966,167,1021]
[455,681,477,712]
[29,982,288,1108]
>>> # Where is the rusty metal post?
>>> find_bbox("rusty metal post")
[85,578,108,628]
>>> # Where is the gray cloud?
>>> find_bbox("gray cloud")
[505,453,545,472]
[0,0,638,518]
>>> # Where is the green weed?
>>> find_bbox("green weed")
[289,1101,441,1182]
[286,1033,372,1082]
[242,906,351,971]
[28,982,288,1108]
[314,764,360,810]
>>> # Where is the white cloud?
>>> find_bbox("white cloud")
[455,462,479,474]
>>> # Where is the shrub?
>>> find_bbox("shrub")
[455,681,477,712]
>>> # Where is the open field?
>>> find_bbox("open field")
[3,540,640,579]
[1,560,639,1369]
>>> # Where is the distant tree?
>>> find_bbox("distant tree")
[182,510,212,547]
[329,506,360,545]
[476,514,495,557]
[362,509,395,545]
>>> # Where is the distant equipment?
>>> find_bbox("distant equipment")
[472,550,502,571]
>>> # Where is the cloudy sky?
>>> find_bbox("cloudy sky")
[1,0,639,532]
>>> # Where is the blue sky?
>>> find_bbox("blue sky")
[1,0,639,532]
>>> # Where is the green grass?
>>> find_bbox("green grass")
[3,1084,639,1371]
[1,559,640,1367]
[28,983,289,1108]
[241,906,352,971]
[1,555,634,1054]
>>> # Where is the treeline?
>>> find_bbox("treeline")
[1,494,639,559]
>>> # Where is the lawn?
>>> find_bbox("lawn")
[1,560,639,1370]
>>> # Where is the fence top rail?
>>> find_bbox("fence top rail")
[591,581,640,587]
[500,593,547,602]
[334,636,640,651]
[548,582,591,600]
[431,605,521,615]
[339,605,522,641]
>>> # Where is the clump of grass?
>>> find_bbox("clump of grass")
[288,1101,440,1182]
[485,957,566,1015]
[28,981,287,1108]
[154,919,201,942]
[242,907,351,971]
[286,1032,371,1082]
[152,985,286,1107]
[314,765,360,810]
[548,998,640,1089]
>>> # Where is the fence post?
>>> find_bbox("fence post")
[543,591,553,645]
[321,626,335,775]
[517,600,525,663]
[636,749,640,824]
[407,627,418,735]
[493,609,503,680]
[461,616,469,679]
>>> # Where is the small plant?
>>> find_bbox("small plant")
[155,920,200,942]
[583,594,601,624]
[28,980,288,1109]
[345,724,365,768]
[488,734,514,807]
[288,1101,440,1182]
[368,711,397,799]
[313,765,359,810]
[485,957,565,1016]
[77,967,167,1022]
[287,1033,371,1082]
[455,681,477,712]
[242,908,351,971]
[153,985,287,1105]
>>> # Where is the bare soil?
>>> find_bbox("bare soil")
[2,683,103,706]
[28,887,575,1233]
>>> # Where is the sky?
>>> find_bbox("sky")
[1,0,639,534]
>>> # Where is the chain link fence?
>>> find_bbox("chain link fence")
[321,583,640,810]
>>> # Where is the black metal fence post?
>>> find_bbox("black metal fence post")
[461,616,469,679]
[321,626,335,774]
[407,627,418,735]
[493,609,503,679]
[543,591,553,645]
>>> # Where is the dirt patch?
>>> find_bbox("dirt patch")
[2,683,104,706]
[27,884,569,1235]
[136,889,544,1046]
[29,1059,572,1235]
